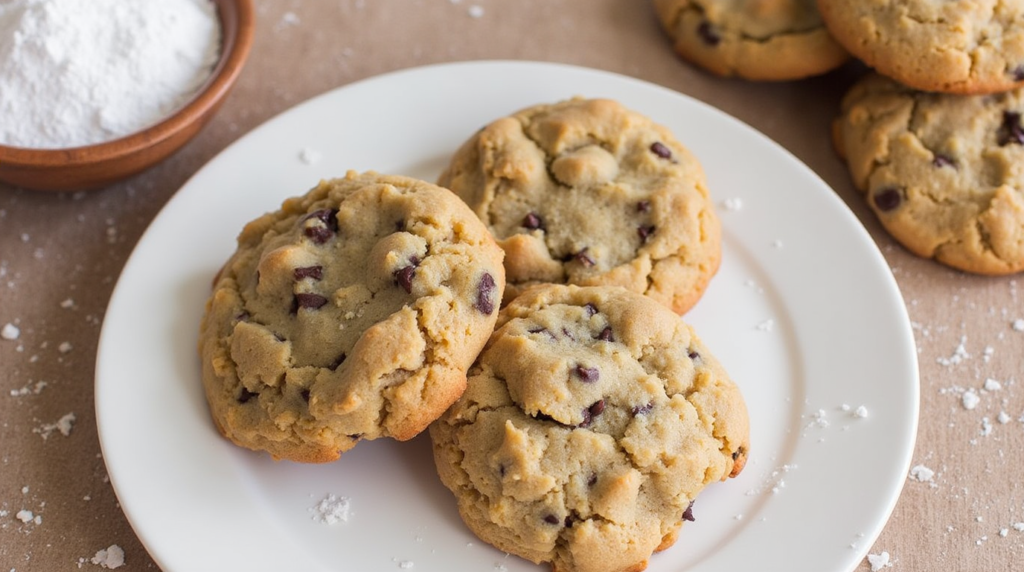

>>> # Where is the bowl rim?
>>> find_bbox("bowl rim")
[0,0,255,168]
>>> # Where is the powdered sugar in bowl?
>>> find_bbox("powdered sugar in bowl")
[0,0,254,191]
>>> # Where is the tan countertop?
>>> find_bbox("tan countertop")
[1,1,1022,571]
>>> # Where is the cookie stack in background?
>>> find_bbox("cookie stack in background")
[198,98,750,572]
[654,0,1024,275]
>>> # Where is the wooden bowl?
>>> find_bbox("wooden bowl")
[0,0,254,192]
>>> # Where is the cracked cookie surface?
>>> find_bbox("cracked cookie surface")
[653,0,849,80]
[438,98,720,315]
[198,171,505,462]
[834,73,1024,275]
[429,285,749,572]
[818,0,1024,94]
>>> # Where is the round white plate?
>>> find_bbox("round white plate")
[96,61,919,572]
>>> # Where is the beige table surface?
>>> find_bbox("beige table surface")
[2,1,1023,571]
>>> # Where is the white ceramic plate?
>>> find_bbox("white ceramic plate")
[96,61,919,572]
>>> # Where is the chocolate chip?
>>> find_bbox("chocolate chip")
[579,400,604,428]
[543,514,560,525]
[697,21,720,46]
[234,311,250,322]
[475,272,496,314]
[561,327,577,341]
[574,365,599,383]
[650,141,673,160]
[533,412,558,424]
[872,188,902,212]
[583,303,598,317]
[300,389,310,402]
[304,226,334,244]
[564,515,576,528]
[732,450,740,460]
[394,265,416,293]
[1013,65,1024,82]
[499,464,506,477]
[522,212,544,230]
[347,433,363,441]
[636,200,651,213]
[295,293,329,310]
[637,225,655,243]
[997,111,1024,146]
[237,388,257,404]
[597,327,614,342]
[330,353,346,370]
[302,209,339,244]
[293,266,323,281]
[572,248,595,267]
[682,500,695,522]
[631,402,653,416]
[587,473,598,487]
[932,154,956,168]
[395,219,405,232]
[528,326,556,340]
[688,350,700,361]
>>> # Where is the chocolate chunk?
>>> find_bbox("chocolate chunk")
[395,219,405,232]
[637,225,655,243]
[237,388,257,404]
[295,293,329,310]
[572,248,596,267]
[650,141,673,160]
[583,303,598,317]
[597,326,614,342]
[564,515,576,528]
[631,402,653,416]
[543,514,560,525]
[682,500,695,522]
[394,265,416,293]
[302,209,339,244]
[330,353,346,370]
[997,111,1024,146]
[872,188,902,212]
[475,272,496,314]
[636,200,651,213]
[293,266,324,281]
[932,154,956,168]
[300,389,310,402]
[522,212,544,230]
[303,226,334,244]
[579,400,605,428]
[697,21,720,46]
[574,365,599,383]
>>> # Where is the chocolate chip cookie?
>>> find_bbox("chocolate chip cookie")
[653,0,849,81]
[198,171,505,462]
[834,73,1024,275]
[818,0,1024,94]
[438,98,721,315]
[430,285,749,572]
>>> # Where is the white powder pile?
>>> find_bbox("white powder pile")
[908,464,934,483]
[1,322,20,340]
[867,551,892,571]
[91,545,125,569]
[310,493,352,524]
[0,0,221,149]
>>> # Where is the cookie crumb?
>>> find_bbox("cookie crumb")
[721,197,744,211]
[1,323,20,340]
[866,551,891,571]
[90,545,125,569]
[962,390,980,410]
[909,465,934,482]
[310,493,351,524]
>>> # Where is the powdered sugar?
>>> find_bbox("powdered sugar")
[33,412,76,439]
[909,465,935,483]
[90,545,125,569]
[1,322,20,340]
[0,0,220,148]
[867,551,892,570]
[310,494,352,524]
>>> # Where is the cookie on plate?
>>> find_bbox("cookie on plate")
[833,73,1024,275]
[652,0,849,81]
[198,171,505,462]
[430,285,749,572]
[817,0,1024,94]
[438,98,720,315]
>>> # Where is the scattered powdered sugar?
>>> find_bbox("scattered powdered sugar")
[1012,319,1024,332]
[1,322,20,340]
[745,464,797,496]
[721,197,744,211]
[10,381,47,396]
[997,411,1011,424]
[866,551,892,571]
[299,147,322,165]
[961,390,980,410]
[908,464,935,483]
[983,378,1002,391]
[60,298,75,309]
[15,509,40,525]
[854,405,869,419]
[980,417,993,437]
[310,493,352,524]
[467,4,484,18]
[936,336,969,366]
[1000,528,1009,538]
[34,412,76,439]
[755,318,774,332]
[772,238,784,249]
[1014,522,1024,532]
[91,545,125,569]
[398,561,414,569]
[58,341,72,354]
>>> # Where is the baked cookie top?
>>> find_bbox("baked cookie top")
[834,73,1024,275]
[198,171,505,462]
[818,0,1024,94]
[438,98,721,315]
[430,285,749,572]
[653,0,849,81]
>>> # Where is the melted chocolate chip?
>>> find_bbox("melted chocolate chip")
[597,326,614,342]
[682,500,695,522]
[1013,65,1024,82]
[872,188,902,212]
[572,248,596,267]
[522,212,544,230]
[302,209,339,244]
[304,226,334,244]
[543,514,560,525]
[295,293,329,310]
[300,389,311,402]
[580,400,605,429]
[574,365,599,383]
[631,402,653,416]
[583,303,598,317]
[636,200,651,213]
[688,350,700,361]
[637,225,655,243]
[237,388,257,404]
[587,473,598,487]
[330,353,347,370]
[697,21,721,46]
[499,464,507,477]
[564,515,576,528]
[997,111,1024,146]
[293,266,324,281]
[475,272,496,314]
[932,154,956,168]
[395,219,405,232]
[394,265,416,293]
[650,141,673,160]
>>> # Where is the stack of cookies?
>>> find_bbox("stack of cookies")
[198,98,750,572]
